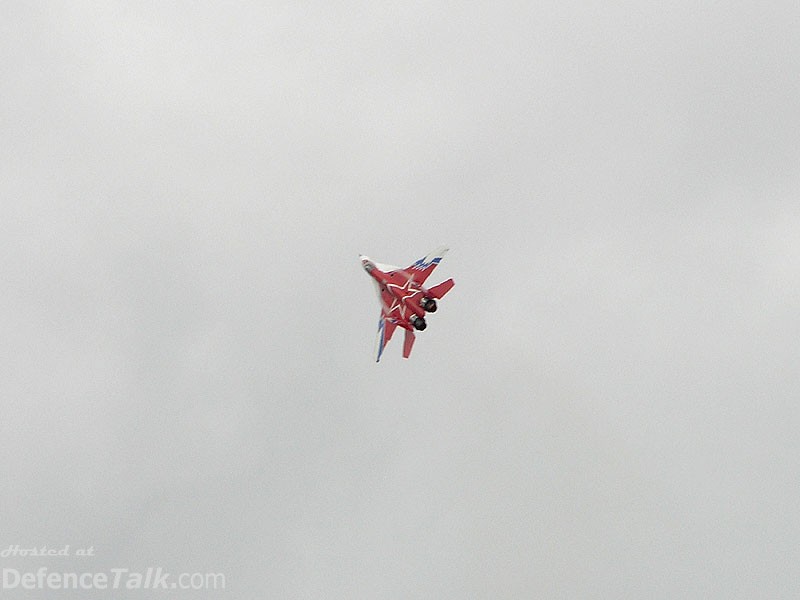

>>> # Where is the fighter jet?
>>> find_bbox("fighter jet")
[360,246,455,361]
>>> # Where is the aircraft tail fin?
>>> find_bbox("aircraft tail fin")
[428,278,455,299]
[402,329,416,359]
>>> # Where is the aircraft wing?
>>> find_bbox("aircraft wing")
[374,317,398,362]
[401,245,448,286]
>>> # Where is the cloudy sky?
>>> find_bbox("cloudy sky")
[2,2,799,598]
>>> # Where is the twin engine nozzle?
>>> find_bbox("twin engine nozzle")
[421,297,437,312]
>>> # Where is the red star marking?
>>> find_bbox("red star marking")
[385,276,419,321]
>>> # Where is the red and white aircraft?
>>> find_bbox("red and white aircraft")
[360,246,455,361]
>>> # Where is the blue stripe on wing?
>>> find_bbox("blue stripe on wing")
[376,318,386,362]
[411,256,442,270]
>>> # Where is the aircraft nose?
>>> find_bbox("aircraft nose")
[360,256,374,272]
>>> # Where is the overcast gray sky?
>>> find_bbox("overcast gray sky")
[2,2,799,598]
